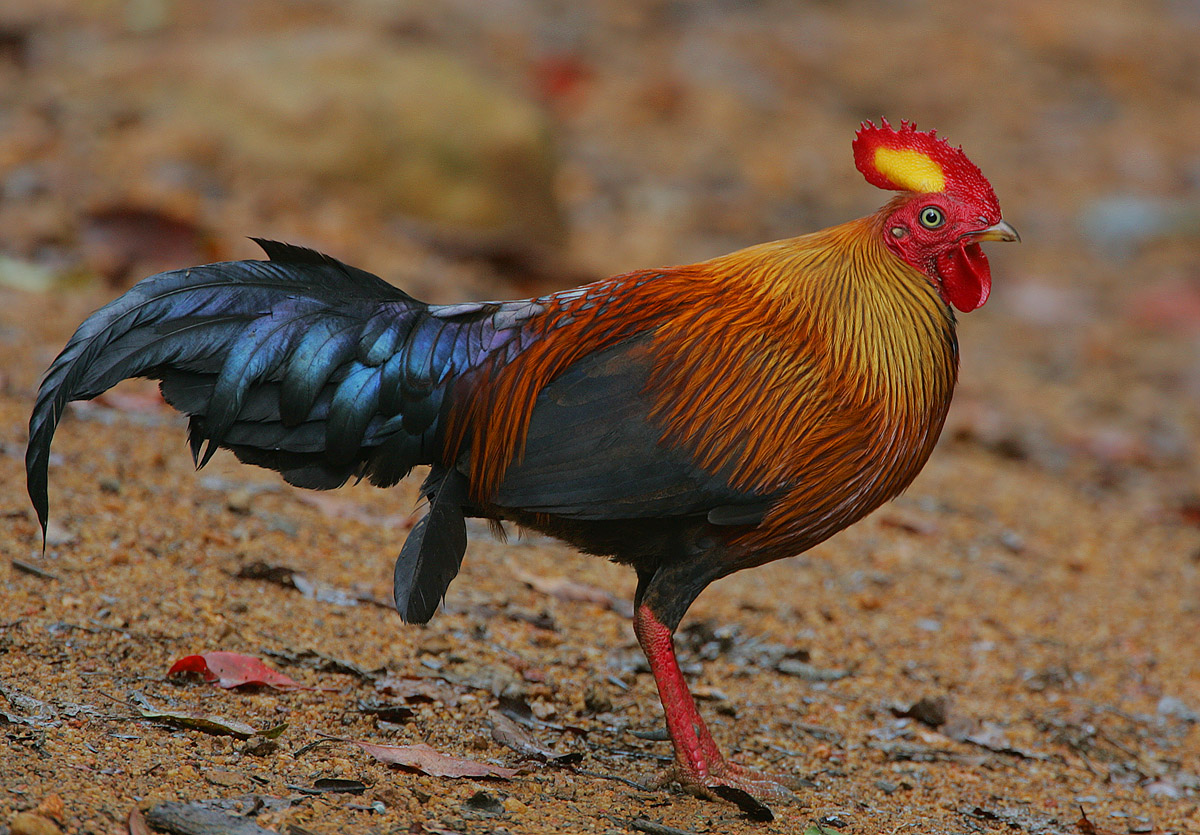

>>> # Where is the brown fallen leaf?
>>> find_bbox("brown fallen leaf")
[139,709,256,738]
[512,566,633,617]
[235,560,395,610]
[1176,497,1200,528]
[356,698,415,724]
[352,740,518,779]
[489,710,581,765]
[234,560,299,587]
[892,695,950,728]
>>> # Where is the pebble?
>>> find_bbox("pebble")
[10,812,63,835]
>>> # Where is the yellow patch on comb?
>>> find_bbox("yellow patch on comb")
[873,148,946,193]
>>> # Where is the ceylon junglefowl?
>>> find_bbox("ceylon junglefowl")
[26,120,1017,812]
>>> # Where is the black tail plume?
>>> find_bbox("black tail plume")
[25,240,466,538]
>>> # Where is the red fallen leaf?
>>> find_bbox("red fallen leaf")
[168,651,308,690]
[352,740,517,779]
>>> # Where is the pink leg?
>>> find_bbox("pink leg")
[633,603,798,809]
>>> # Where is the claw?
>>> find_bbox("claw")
[651,757,803,820]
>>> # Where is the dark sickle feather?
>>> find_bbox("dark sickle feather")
[393,467,468,624]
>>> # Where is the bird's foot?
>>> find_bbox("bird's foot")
[651,758,804,821]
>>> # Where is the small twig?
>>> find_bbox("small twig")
[11,558,58,581]
[587,744,672,763]
[606,674,631,691]
[88,688,132,708]
[574,768,651,791]
[295,736,343,757]
[630,818,701,835]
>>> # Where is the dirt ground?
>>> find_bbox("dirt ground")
[2,1,1200,834]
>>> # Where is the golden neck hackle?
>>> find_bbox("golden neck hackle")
[702,210,956,408]
[649,211,960,557]
[451,207,959,532]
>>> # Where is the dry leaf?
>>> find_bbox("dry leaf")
[167,651,308,690]
[489,710,580,764]
[878,511,939,536]
[353,740,517,779]
[133,695,286,739]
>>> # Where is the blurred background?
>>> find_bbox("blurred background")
[2,0,1198,505]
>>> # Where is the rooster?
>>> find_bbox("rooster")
[27,120,1017,811]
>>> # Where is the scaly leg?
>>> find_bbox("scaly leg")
[633,602,800,810]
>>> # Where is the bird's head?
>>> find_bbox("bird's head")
[853,119,1019,312]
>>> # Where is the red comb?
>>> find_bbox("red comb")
[853,119,997,209]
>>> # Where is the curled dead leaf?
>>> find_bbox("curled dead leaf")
[132,695,286,739]
[489,710,581,764]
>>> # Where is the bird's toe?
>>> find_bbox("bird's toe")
[664,759,806,820]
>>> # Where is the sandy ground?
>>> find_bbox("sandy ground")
[2,2,1200,834]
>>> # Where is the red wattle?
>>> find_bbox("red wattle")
[938,242,991,312]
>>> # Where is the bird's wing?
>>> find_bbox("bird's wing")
[490,333,776,525]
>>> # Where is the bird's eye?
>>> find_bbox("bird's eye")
[919,206,945,229]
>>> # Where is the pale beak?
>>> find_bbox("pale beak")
[968,219,1020,243]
